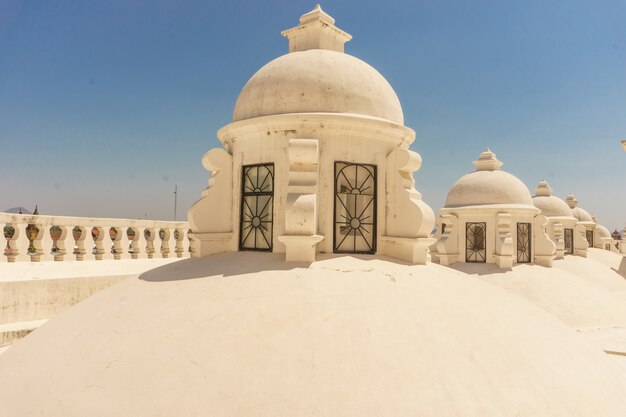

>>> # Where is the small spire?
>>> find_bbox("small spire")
[473,148,503,171]
[535,179,553,197]
[33,205,39,215]
[281,4,352,53]
[565,193,578,209]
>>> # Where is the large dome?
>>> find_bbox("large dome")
[445,150,533,208]
[232,50,404,124]
[2,252,626,416]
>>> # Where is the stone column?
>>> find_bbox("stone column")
[278,139,323,262]
[381,148,435,264]
[494,213,513,269]
[534,215,556,267]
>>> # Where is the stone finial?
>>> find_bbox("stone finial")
[535,179,553,197]
[281,4,352,53]
[621,139,626,151]
[473,148,503,171]
[591,214,598,223]
[565,193,578,209]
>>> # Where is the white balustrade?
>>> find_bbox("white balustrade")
[1,213,189,263]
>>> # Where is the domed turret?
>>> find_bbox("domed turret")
[566,193,593,222]
[433,150,554,269]
[232,5,403,124]
[444,149,534,208]
[532,180,574,217]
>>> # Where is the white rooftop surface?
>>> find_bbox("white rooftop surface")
[0,258,180,283]
[1,250,626,416]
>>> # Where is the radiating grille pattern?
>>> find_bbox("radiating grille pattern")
[239,164,274,251]
[564,228,574,254]
[333,162,376,254]
[466,222,486,262]
[517,222,531,263]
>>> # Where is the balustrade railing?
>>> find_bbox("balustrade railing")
[1,213,190,263]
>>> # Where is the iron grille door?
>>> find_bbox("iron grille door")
[466,222,486,262]
[564,228,574,254]
[517,222,531,263]
[333,162,376,254]
[239,163,274,251]
[586,230,594,248]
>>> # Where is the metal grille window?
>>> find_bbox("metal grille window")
[239,163,274,251]
[586,230,594,248]
[466,222,486,262]
[517,222,531,263]
[333,162,376,254]
[564,228,574,254]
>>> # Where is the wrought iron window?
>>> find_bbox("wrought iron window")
[333,162,376,254]
[564,228,574,254]
[466,222,486,262]
[239,163,274,251]
[586,229,594,248]
[517,222,531,263]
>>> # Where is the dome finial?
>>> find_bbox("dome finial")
[473,148,502,171]
[535,179,552,197]
[281,5,352,53]
[565,193,578,208]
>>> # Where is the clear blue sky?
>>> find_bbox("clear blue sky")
[1,0,624,229]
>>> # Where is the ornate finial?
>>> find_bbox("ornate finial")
[535,179,553,197]
[565,193,578,209]
[281,5,352,53]
[473,148,503,171]
[33,205,39,215]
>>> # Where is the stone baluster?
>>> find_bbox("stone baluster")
[160,228,173,258]
[144,228,156,259]
[40,225,55,262]
[27,223,45,262]
[129,227,144,259]
[74,226,90,261]
[111,227,131,260]
[92,227,107,260]
[5,223,30,262]
[100,226,114,260]
[174,228,185,258]
[53,226,72,261]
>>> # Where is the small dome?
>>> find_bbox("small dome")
[597,224,611,238]
[233,50,403,124]
[566,194,593,222]
[445,150,533,208]
[532,180,574,217]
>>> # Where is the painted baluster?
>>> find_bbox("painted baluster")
[144,228,156,259]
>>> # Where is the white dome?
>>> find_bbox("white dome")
[572,207,593,222]
[533,196,573,217]
[445,150,533,208]
[532,180,574,217]
[232,50,404,124]
[565,194,594,222]
[2,253,626,416]
[597,224,611,238]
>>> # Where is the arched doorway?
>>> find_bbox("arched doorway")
[333,162,376,254]
[239,163,274,251]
